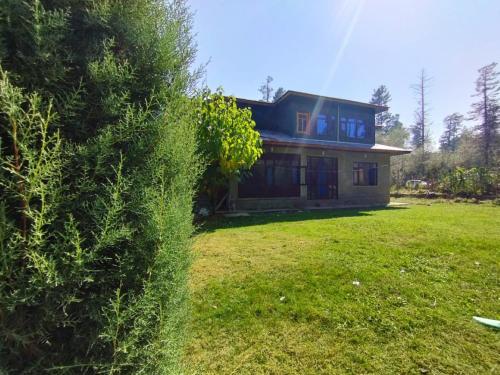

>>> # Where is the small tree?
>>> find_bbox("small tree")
[259,76,274,102]
[440,113,463,152]
[197,88,263,211]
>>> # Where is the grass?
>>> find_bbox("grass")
[184,201,500,374]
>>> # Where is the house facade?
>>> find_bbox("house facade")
[229,90,410,210]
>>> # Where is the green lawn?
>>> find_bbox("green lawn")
[185,201,500,374]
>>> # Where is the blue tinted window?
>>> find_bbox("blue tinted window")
[357,120,366,139]
[317,114,328,135]
[340,117,347,132]
[347,118,356,138]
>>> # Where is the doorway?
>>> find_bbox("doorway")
[306,157,338,200]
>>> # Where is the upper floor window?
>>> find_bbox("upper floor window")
[353,162,377,186]
[297,112,310,134]
[316,114,328,135]
[341,117,367,140]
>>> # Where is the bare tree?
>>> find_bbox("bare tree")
[410,69,432,152]
[259,76,274,102]
[469,62,499,166]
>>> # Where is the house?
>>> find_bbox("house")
[228,90,411,210]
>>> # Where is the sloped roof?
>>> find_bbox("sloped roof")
[235,90,388,113]
[259,130,411,155]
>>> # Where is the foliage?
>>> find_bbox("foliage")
[369,84,392,128]
[438,167,498,196]
[186,203,500,374]
[273,86,285,102]
[0,0,200,373]
[439,113,463,152]
[469,62,499,167]
[377,114,409,148]
[196,88,263,209]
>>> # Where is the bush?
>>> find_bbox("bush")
[0,1,200,373]
[438,167,498,197]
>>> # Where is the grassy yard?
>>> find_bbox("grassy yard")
[184,201,499,374]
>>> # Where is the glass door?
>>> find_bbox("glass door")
[306,157,338,200]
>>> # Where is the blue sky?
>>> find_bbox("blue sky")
[190,0,500,146]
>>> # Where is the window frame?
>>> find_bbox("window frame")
[353,162,378,186]
[296,112,310,134]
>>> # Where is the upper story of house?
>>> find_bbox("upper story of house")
[236,90,387,146]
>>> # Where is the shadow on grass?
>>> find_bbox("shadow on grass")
[197,206,408,233]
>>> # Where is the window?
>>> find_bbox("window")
[316,114,328,135]
[356,120,366,138]
[347,118,357,138]
[340,116,368,140]
[297,112,310,134]
[239,153,301,198]
[353,162,377,186]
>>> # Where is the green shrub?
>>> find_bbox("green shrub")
[438,167,498,196]
[0,1,200,373]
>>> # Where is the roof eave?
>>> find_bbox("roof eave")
[262,139,411,155]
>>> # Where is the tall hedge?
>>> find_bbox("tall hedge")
[0,0,200,373]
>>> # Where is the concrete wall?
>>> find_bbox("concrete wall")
[229,145,392,210]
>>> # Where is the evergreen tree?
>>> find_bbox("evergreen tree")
[0,1,200,373]
[273,86,285,102]
[259,75,274,102]
[440,113,463,152]
[410,69,432,151]
[469,62,499,166]
[369,85,392,129]
[377,114,409,148]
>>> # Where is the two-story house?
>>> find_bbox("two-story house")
[228,90,410,210]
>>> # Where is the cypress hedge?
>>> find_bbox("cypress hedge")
[0,0,200,373]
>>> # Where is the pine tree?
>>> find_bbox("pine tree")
[410,69,432,152]
[369,85,392,129]
[273,86,285,102]
[259,75,274,102]
[440,113,464,152]
[469,62,499,166]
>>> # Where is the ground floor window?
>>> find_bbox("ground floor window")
[238,153,300,198]
[353,162,377,186]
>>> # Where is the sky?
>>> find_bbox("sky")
[189,0,500,146]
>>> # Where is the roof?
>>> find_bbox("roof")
[259,130,411,155]
[235,90,388,113]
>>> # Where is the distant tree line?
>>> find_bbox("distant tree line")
[370,62,499,196]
